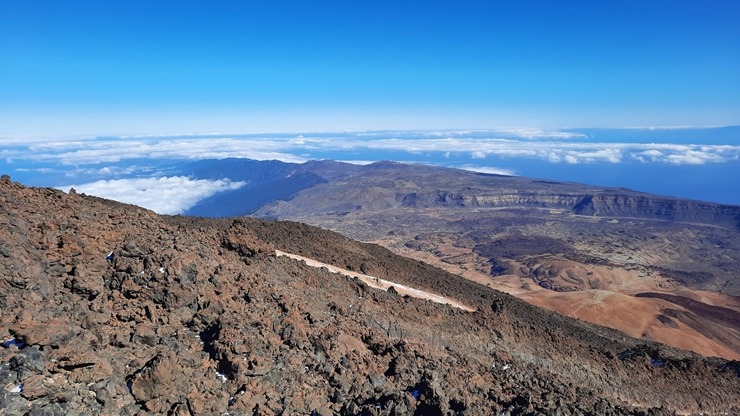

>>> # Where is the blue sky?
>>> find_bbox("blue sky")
[2,0,739,136]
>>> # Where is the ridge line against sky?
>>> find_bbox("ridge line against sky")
[2,127,739,209]
[1,1,739,135]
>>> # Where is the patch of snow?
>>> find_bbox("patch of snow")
[11,384,23,393]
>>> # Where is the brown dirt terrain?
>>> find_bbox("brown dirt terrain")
[1,176,739,414]
[272,207,740,361]
[250,162,740,361]
[382,239,740,360]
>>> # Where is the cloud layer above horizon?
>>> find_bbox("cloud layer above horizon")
[4,127,739,210]
[4,128,739,167]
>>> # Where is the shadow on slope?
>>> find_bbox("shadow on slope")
[179,158,327,217]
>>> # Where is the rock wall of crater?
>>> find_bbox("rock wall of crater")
[398,189,740,228]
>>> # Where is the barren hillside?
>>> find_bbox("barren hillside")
[1,175,738,415]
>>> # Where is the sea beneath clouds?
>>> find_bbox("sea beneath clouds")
[2,126,739,207]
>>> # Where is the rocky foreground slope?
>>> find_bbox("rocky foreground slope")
[1,175,739,415]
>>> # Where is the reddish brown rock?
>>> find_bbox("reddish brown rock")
[129,351,179,403]
[0,177,737,415]
[10,320,77,348]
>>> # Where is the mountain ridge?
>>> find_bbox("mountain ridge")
[183,158,740,229]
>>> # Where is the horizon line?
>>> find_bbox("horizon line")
[2,124,738,141]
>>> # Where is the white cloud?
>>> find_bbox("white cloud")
[628,145,733,165]
[556,148,623,164]
[633,149,663,163]
[8,131,740,168]
[564,154,579,164]
[337,160,376,165]
[58,176,246,215]
[0,135,99,145]
[27,137,308,165]
[664,151,720,165]
[493,128,587,139]
[71,165,142,176]
[456,165,516,176]
[641,149,663,157]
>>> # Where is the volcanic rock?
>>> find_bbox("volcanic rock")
[0,177,738,415]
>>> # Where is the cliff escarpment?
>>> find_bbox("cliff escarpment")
[253,161,740,230]
[572,193,740,227]
[399,189,740,229]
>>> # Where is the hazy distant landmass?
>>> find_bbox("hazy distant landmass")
[4,126,740,207]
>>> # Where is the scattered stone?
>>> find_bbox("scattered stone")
[0,179,736,415]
